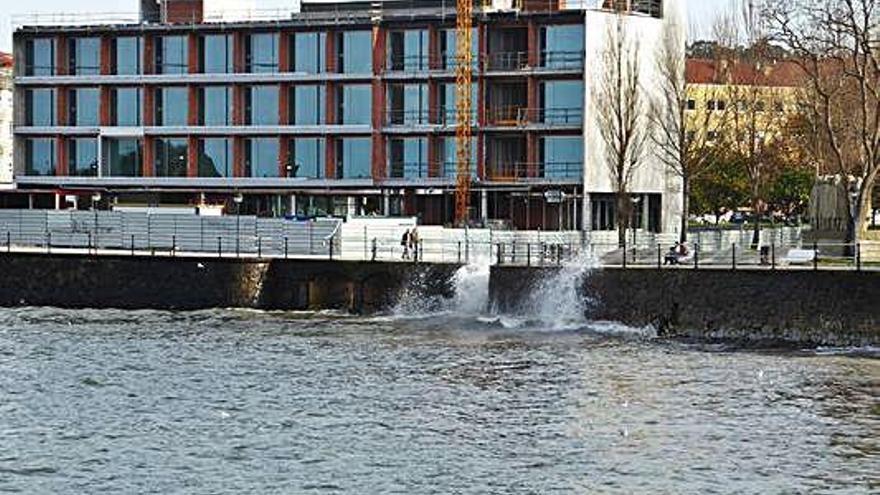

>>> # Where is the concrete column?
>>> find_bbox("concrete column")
[383,190,390,216]
[480,189,488,223]
[289,194,296,216]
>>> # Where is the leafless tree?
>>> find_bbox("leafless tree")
[650,19,729,242]
[765,0,879,245]
[595,14,647,247]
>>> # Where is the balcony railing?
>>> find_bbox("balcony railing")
[385,54,431,73]
[486,107,584,126]
[483,51,529,71]
[386,109,432,126]
[487,161,583,181]
[388,161,431,180]
[541,50,584,69]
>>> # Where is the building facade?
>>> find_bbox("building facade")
[12,0,682,232]
[0,53,12,189]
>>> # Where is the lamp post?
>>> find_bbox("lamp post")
[233,192,243,256]
[91,192,101,253]
[631,195,642,250]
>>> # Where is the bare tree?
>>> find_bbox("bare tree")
[765,0,879,245]
[650,20,729,242]
[595,15,647,247]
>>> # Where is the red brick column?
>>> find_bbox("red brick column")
[56,137,68,176]
[278,136,290,177]
[100,36,112,75]
[325,137,336,179]
[279,33,290,73]
[427,24,440,70]
[326,31,337,73]
[55,35,68,76]
[143,35,155,74]
[56,88,68,126]
[143,137,155,177]
[188,136,199,177]
[99,86,111,126]
[233,32,246,73]
[188,33,199,73]
[371,26,387,180]
[233,137,245,177]
[143,86,155,126]
[279,84,290,125]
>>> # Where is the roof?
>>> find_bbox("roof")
[0,52,12,69]
[686,58,807,87]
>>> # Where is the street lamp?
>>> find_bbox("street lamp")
[92,192,102,253]
[631,195,642,249]
[233,193,243,256]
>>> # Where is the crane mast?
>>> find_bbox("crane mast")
[454,0,473,225]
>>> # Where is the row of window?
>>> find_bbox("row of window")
[687,98,789,113]
[22,135,582,180]
[22,24,584,77]
[23,80,582,128]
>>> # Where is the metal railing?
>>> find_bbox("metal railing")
[483,51,530,71]
[541,50,585,69]
[386,109,432,126]
[485,107,583,126]
[486,162,583,181]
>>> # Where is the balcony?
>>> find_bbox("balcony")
[540,50,584,69]
[483,51,529,72]
[386,109,432,127]
[487,161,583,182]
[486,107,583,127]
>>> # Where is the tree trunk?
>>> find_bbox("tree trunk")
[680,177,690,243]
[750,185,761,250]
[617,192,628,248]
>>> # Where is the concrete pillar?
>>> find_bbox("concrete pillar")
[289,194,297,216]
[480,189,488,223]
[383,190,390,216]
[55,193,61,210]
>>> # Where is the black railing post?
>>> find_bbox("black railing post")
[622,237,627,269]
[6,231,10,253]
[694,243,699,270]
[131,234,135,256]
[236,233,240,258]
[88,232,92,254]
[771,243,776,270]
[857,243,861,272]
[512,241,517,264]
[419,240,424,261]
[457,241,462,264]
[813,242,818,271]
[527,243,531,267]
[732,242,737,271]
[657,243,661,269]
[257,236,262,259]
[46,232,51,254]
[371,238,377,262]
[496,243,503,265]
[284,236,289,259]
[172,235,176,257]
[329,237,334,260]
[218,236,222,258]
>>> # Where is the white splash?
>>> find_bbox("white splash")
[450,258,491,315]
[523,251,598,330]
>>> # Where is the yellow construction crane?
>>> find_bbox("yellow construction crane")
[454,0,473,225]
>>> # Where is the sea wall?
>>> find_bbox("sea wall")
[0,253,456,313]
[490,266,880,346]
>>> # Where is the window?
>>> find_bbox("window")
[198,138,233,177]
[199,86,233,125]
[541,136,582,179]
[338,85,372,125]
[24,138,56,176]
[103,138,142,176]
[439,83,477,124]
[25,89,56,126]
[541,25,584,68]
[114,37,143,75]
[156,87,189,126]
[387,30,428,71]
[247,33,279,73]
[245,86,279,125]
[200,34,233,73]
[292,32,326,73]
[292,85,325,125]
[25,38,55,76]
[388,138,428,179]
[387,84,428,125]
[337,138,371,179]
[591,194,617,231]
[155,138,189,177]
[542,81,584,124]
[156,35,188,74]
[755,100,766,112]
[774,100,785,113]
[245,138,280,177]
[69,88,100,127]
[686,99,696,110]
[440,29,477,71]
[111,88,142,126]
[69,138,98,176]
[707,99,726,111]
[70,38,100,75]
[338,31,372,74]
[438,137,476,178]
[290,138,325,178]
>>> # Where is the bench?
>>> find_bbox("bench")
[785,248,817,265]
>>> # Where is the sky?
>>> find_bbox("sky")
[0,0,732,52]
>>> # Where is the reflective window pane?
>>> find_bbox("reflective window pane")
[69,138,98,176]
[542,136,583,179]
[388,30,428,71]
[103,138,142,177]
[157,35,188,74]
[542,81,583,123]
[439,137,476,178]
[25,138,56,176]
[115,37,143,75]
[542,25,584,68]
[388,83,427,125]
[70,38,100,75]
[112,87,142,126]
[290,138,325,178]
[199,86,232,126]
[389,137,427,179]
[247,33,279,73]
[441,29,477,71]
[201,34,232,73]
[293,32,326,73]
[70,88,100,127]
[26,38,55,76]
[440,83,477,124]
[339,31,372,74]
[245,138,279,178]
[198,138,232,177]
[340,85,371,125]
[292,85,325,125]
[245,85,279,125]
[25,89,56,126]
[157,86,189,126]
[155,137,188,177]
[337,137,371,179]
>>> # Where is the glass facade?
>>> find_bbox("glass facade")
[388,138,427,179]
[339,31,372,74]
[388,30,428,71]
[112,88,142,126]
[339,85,371,125]
[25,38,55,76]
[245,86,279,125]
[201,34,233,73]
[541,136,583,179]
[115,37,143,75]
[157,35,188,74]
[199,86,233,126]
[292,85,325,125]
[439,83,477,124]
[70,88,100,127]
[70,38,100,75]
[542,25,584,68]
[290,138,325,178]
[337,138,371,179]
[103,138,142,177]
[439,137,477,178]
[25,89,56,126]
[24,138,56,176]
[245,138,280,178]
[156,86,189,126]
[293,32,326,73]
[247,33,279,73]
[155,138,189,177]
[69,138,98,176]
[542,81,584,124]
[198,138,232,177]
[388,84,428,125]
[440,28,477,70]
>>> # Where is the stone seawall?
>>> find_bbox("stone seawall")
[0,253,457,313]
[490,267,880,346]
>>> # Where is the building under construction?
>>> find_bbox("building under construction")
[11,0,682,233]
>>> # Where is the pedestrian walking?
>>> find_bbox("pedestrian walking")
[401,229,411,260]
[409,227,420,261]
